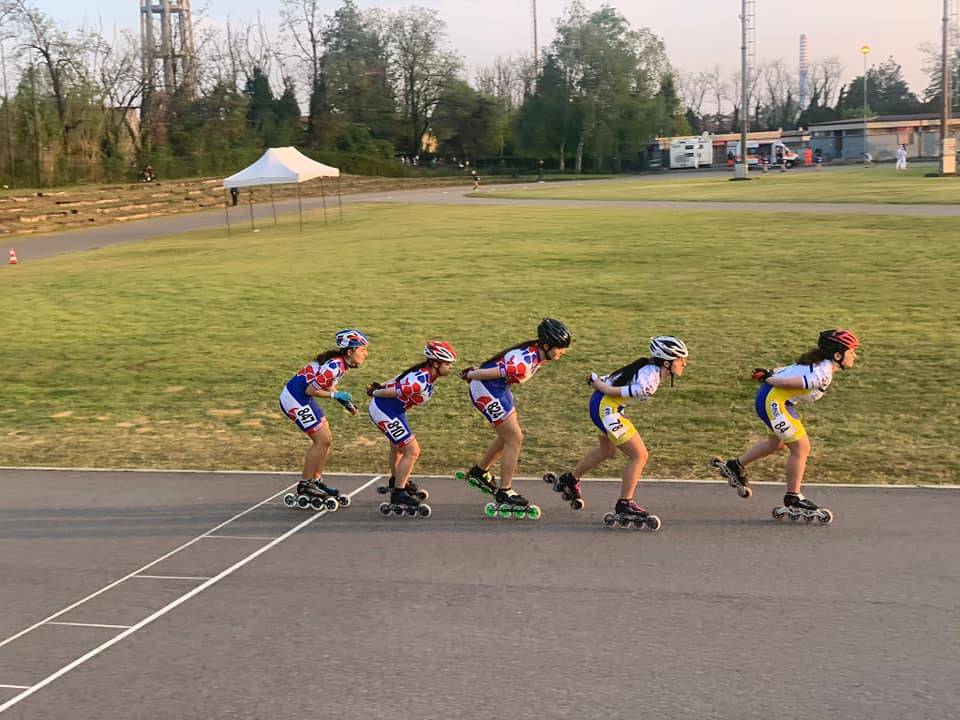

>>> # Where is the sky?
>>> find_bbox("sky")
[21,0,952,99]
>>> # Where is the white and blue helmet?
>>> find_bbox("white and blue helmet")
[334,329,369,349]
[649,336,688,361]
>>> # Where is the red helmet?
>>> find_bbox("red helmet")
[818,329,859,354]
[424,340,457,363]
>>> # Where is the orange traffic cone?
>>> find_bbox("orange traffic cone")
[8,248,17,265]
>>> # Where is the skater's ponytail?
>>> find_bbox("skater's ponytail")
[607,357,655,386]
[315,348,347,364]
[795,347,830,366]
[480,340,538,367]
[393,360,430,381]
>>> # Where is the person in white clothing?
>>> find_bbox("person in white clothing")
[895,144,908,170]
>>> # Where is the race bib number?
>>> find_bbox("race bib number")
[769,402,798,440]
[485,399,506,421]
[384,419,407,441]
[295,405,318,425]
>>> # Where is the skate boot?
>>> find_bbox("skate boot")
[456,465,498,495]
[603,499,661,531]
[314,479,351,508]
[378,487,432,518]
[711,457,752,498]
[773,493,833,524]
[484,487,541,520]
[543,472,585,510]
[376,476,429,500]
[283,479,340,512]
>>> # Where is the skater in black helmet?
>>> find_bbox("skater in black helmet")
[457,318,572,519]
[547,336,689,530]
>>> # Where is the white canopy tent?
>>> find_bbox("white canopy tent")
[221,146,342,233]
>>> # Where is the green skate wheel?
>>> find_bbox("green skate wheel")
[484,502,497,517]
[498,505,512,518]
[455,470,466,480]
[526,505,541,520]
[512,507,526,519]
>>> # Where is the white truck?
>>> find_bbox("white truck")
[669,136,713,169]
[728,140,799,168]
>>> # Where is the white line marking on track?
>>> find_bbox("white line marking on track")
[202,535,277,540]
[47,622,132,630]
[0,475,380,715]
[132,575,212,581]
[0,481,297,653]
[1,466,955,488]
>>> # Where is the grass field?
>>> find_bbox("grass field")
[481,165,960,204]
[2,203,958,483]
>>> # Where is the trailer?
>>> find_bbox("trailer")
[669,136,713,169]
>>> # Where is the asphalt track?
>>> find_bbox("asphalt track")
[1,468,957,719]
[5,172,960,263]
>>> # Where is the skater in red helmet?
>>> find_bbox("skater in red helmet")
[712,328,860,524]
[367,341,458,518]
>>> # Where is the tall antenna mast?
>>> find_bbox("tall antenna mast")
[141,0,197,98]
[799,33,809,111]
[531,0,539,78]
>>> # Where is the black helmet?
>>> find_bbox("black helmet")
[537,318,571,348]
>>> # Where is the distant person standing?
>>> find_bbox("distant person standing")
[472,169,480,191]
[895,144,908,170]
[230,187,239,206]
[862,151,873,168]
[538,159,545,182]
[775,144,786,172]
[814,148,824,170]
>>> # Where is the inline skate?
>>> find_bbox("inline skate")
[711,457,752,498]
[375,475,429,500]
[455,465,497,496]
[378,487,432,518]
[483,488,541,520]
[602,499,661,531]
[542,472,585,510]
[772,493,833,524]
[283,479,348,512]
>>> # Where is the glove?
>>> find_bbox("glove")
[586,372,599,387]
[366,382,383,398]
[459,366,475,381]
[332,390,352,403]
[751,368,771,382]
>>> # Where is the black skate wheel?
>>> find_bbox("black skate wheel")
[378,502,391,516]
[543,472,556,484]
[817,509,833,524]
[282,493,296,508]
[602,513,616,527]
[618,516,631,528]
[415,489,429,500]
[338,495,351,508]
[310,497,325,511]
[405,506,417,517]
[645,515,662,531]
[772,507,787,520]
[296,495,310,509]
[571,498,585,511]
[417,504,432,518]
[392,505,404,516]
[324,497,339,512]
[788,510,801,521]
[377,485,389,494]
[738,486,752,499]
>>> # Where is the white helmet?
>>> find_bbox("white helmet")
[649,336,689,361]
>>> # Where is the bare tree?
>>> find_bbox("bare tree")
[387,6,461,156]
[704,64,729,129]
[676,69,709,123]
[280,0,328,145]
[475,55,529,109]
[809,56,843,108]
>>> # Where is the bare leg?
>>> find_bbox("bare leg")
[304,422,332,480]
[572,435,617,478]
[394,439,421,489]
[739,434,784,467]
[493,413,523,489]
[616,434,648,500]
[478,433,505,471]
[388,443,400,480]
[784,436,810,494]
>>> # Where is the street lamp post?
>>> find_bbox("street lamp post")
[860,44,870,162]
[941,0,956,174]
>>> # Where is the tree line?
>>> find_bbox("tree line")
[0,0,955,187]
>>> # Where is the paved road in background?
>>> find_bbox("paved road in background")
[4,171,960,264]
[1,469,957,719]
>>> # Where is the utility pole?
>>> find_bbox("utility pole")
[941,0,956,174]
[861,44,870,161]
[0,39,15,188]
[734,0,755,179]
[531,0,539,79]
